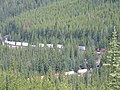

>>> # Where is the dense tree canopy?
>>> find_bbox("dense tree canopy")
[0,0,62,20]
[0,0,120,90]
[0,0,120,47]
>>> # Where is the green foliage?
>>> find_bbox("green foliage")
[104,26,120,90]
[0,0,120,46]
[0,0,120,90]
[0,0,62,20]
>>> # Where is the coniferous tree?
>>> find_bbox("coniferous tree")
[104,26,120,90]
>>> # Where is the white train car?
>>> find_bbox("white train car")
[57,44,63,49]
[78,46,86,51]
[46,44,53,48]
[16,42,22,46]
[77,69,87,75]
[8,41,16,46]
[65,70,76,75]
[22,42,28,47]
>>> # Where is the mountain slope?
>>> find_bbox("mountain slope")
[0,0,62,20]
[0,0,120,45]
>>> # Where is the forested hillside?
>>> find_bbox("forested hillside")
[0,0,120,47]
[0,0,120,90]
[0,0,62,20]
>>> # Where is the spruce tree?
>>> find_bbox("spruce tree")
[104,26,120,90]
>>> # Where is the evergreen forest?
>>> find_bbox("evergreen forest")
[0,0,120,90]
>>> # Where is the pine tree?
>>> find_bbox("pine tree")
[104,26,120,90]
